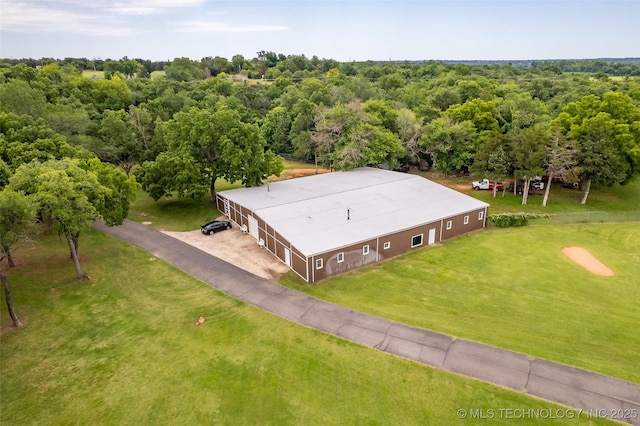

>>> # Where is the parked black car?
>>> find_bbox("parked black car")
[201,220,232,235]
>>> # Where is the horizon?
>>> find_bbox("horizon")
[1,1,638,63]
[2,55,640,65]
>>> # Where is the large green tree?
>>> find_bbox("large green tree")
[333,123,405,170]
[541,131,577,207]
[136,106,283,203]
[508,126,548,205]
[552,92,640,204]
[0,189,36,326]
[419,117,477,176]
[311,101,404,170]
[471,133,511,198]
[9,158,136,279]
[261,106,292,153]
[395,108,423,164]
[96,109,139,175]
[0,112,89,170]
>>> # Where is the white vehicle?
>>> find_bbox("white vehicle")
[530,177,545,190]
[471,179,503,190]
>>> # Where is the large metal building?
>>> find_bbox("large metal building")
[216,167,489,282]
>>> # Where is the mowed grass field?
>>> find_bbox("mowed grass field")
[417,172,640,214]
[281,223,640,384]
[1,232,610,425]
[128,164,639,384]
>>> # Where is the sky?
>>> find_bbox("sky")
[0,0,639,62]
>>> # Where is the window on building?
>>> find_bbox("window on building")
[464,215,469,225]
[446,220,452,230]
[337,252,344,263]
[363,245,369,256]
[478,211,484,220]
[316,259,323,269]
[411,234,423,248]
[383,241,391,250]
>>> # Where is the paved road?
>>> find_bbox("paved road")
[95,220,640,424]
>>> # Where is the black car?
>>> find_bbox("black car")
[200,220,232,235]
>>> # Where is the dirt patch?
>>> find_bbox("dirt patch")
[453,183,472,192]
[271,168,330,181]
[162,220,289,280]
[562,247,614,276]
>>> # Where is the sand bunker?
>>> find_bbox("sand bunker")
[562,247,614,277]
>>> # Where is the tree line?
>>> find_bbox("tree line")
[2,54,640,80]
[1,55,640,326]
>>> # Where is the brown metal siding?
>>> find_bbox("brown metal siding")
[376,222,441,261]
[266,234,275,252]
[291,250,308,282]
[441,209,485,241]
[311,238,378,281]
[233,202,241,224]
[275,240,285,262]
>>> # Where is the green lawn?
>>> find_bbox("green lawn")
[280,223,640,384]
[128,188,221,231]
[126,167,639,384]
[128,160,326,231]
[81,70,165,80]
[82,70,105,80]
[1,231,609,425]
[417,173,640,214]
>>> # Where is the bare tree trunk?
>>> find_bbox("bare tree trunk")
[521,178,530,205]
[2,245,15,267]
[1,265,22,327]
[66,234,88,280]
[513,174,517,195]
[210,177,217,204]
[542,173,553,207]
[581,177,592,205]
[492,181,498,198]
[68,232,80,260]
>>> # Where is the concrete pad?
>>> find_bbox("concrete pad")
[526,374,629,421]
[350,314,393,334]
[622,402,640,426]
[299,301,359,334]
[418,345,448,368]
[256,289,318,322]
[386,324,453,351]
[335,324,387,348]
[384,336,427,361]
[531,359,640,405]
[239,281,286,305]
[443,339,530,391]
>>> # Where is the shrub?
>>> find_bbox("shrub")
[488,212,549,227]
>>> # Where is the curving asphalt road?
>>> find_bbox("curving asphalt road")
[95,220,640,424]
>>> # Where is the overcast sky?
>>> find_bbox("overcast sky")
[1,0,638,62]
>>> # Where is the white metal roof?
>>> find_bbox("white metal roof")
[219,168,489,256]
